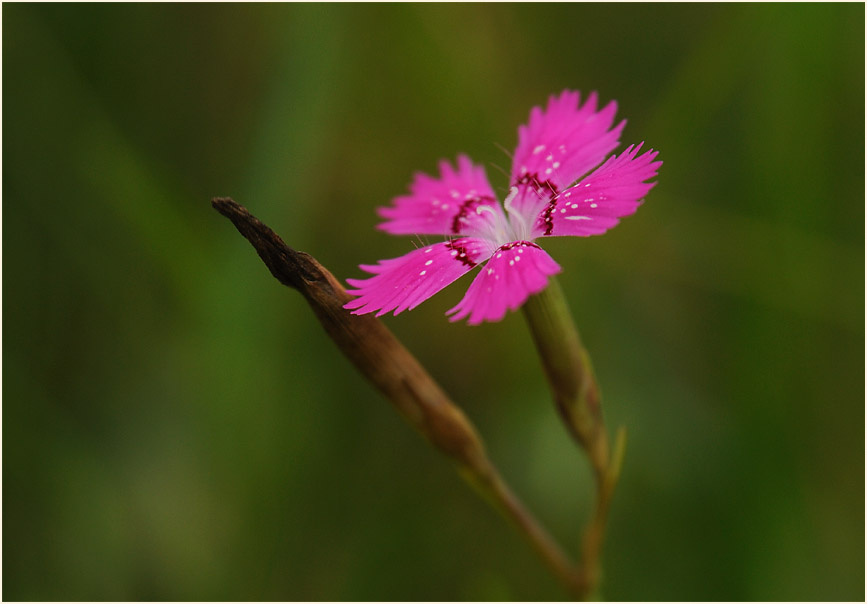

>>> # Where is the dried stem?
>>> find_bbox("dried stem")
[211,197,583,599]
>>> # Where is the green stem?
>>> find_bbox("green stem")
[522,277,609,480]
[522,277,627,600]
[460,464,584,599]
[576,427,627,600]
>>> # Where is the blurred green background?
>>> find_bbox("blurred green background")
[3,3,863,601]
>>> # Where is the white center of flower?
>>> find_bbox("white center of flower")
[475,186,532,246]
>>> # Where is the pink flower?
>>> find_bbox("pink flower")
[345,90,661,325]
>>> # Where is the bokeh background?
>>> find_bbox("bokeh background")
[3,3,864,601]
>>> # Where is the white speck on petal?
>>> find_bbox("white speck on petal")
[533,145,545,154]
[590,203,598,208]
[425,260,433,266]
[545,168,552,175]
[565,215,592,221]
[419,270,427,275]
[571,204,578,209]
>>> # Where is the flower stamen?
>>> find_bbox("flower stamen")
[503,186,530,241]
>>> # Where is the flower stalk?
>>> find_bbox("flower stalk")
[522,276,627,599]
[521,277,609,480]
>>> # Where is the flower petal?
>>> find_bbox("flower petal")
[377,155,506,238]
[344,237,493,317]
[532,144,661,238]
[446,241,561,325]
[509,90,624,222]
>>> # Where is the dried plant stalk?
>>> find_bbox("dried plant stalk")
[212,197,583,597]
